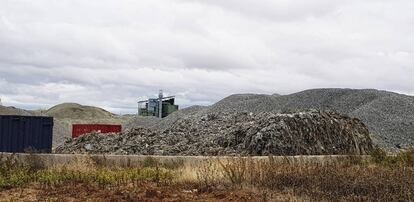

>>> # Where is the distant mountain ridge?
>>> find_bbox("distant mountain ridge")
[0,105,34,116]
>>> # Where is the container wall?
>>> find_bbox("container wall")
[0,115,53,153]
[72,124,122,138]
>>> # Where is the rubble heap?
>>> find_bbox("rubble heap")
[55,110,374,155]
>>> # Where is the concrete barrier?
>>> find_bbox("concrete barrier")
[0,152,370,168]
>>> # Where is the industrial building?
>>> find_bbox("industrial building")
[138,90,179,118]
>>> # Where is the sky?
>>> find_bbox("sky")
[0,0,413,114]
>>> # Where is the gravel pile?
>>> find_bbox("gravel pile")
[199,89,414,149]
[55,110,374,156]
[125,89,413,150]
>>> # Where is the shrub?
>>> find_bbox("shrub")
[7,168,31,188]
[94,169,117,188]
[0,155,32,190]
[370,147,387,164]
[195,159,220,189]
[218,157,248,187]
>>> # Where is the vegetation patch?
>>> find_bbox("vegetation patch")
[1,151,414,201]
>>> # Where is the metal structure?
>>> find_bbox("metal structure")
[138,90,179,118]
[0,115,53,153]
[158,90,163,118]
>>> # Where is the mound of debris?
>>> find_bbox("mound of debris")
[124,89,414,150]
[55,110,374,156]
[174,88,414,150]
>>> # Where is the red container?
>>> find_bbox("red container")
[72,124,122,138]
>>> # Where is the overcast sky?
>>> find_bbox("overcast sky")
[0,0,413,113]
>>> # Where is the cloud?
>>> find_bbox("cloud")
[0,0,413,113]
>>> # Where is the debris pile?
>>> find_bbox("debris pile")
[125,89,414,150]
[203,89,414,149]
[55,110,374,155]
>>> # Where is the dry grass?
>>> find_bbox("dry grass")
[192,151,414,201]
[1,150,414,201]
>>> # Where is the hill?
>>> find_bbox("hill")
[0,106,34,116]
[45,103,115,119]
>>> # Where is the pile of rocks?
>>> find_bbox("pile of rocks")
[124,89,414,150]
[55,110,374,156]
[159,88,413,150]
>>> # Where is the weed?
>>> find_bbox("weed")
[218,157,247,187]
[0,155,32,190]
[195,159,220,190]
[195,156,414,201]
[94,169,117,189]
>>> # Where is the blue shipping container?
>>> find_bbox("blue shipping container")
[0,115,53,153]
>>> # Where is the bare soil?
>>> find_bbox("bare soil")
[0,182,300,202]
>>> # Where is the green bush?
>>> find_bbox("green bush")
[8,168,31,188]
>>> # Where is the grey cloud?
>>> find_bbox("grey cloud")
[192,0,343,22]
[0,0,413,113]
